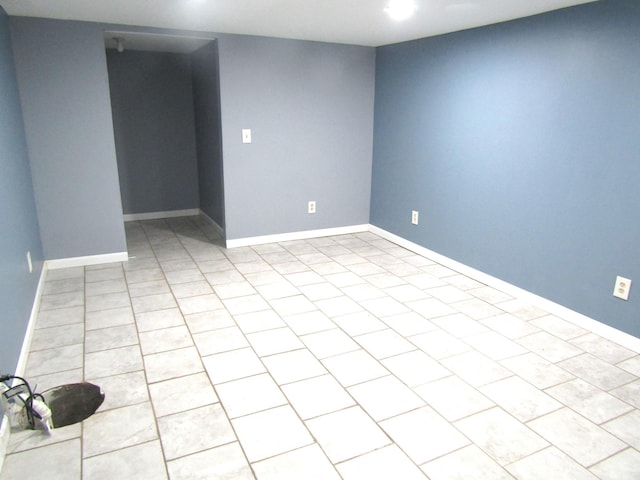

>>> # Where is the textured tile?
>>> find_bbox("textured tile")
[83,402,157,458]
[30,323,84,351]
[409,328,470,360]
[305,406,391,463]
[528,408,626,467]
[440,350,513,388]
[421,444,512,480]
[139,325,193,355]
[282,374,355,419]
[252,443,341,480]
[82,440,167,480]
[347,375,424,421]
[517,331,583,363]
[355,328,416,359]
[546,378,633,424]
[185,309,235,333]
[481,312,540,339]
[235,310,288,334]
[86,291,129,312]
[231,405,313,462]
[203,347,266,384]
[301,328,360,359]
[610,379,640,409]
[36,305,84,329]
[381,349,450,387]
[135,308,184,332]
[455,407,548,465]
[282,310,335,336]
[406,298,457,320]
[382,311,437,337]
[262,349,326,385]
[85,344,143,379]
[602,409,640,450]
[177,293,223,315]
[570,333,636,364]
[144,346,203,383]
[87,370,148,412]
[415,375,494,421]
[463,331,527,360]
[589,448,640,480]
[336,444,427,480]
[167,443,254,480]
[85,306,134,330]
[430,312,490,338]
[149,372,218,417]
[192,326,249,356]
[0,439,81,480]
[558,353,636,391]
[479,376,562,422]
[500,352,575,389]
[247,327,305,357]
[530,315,589,340]
[157,404,235,460]
[216,373,287,418]
[380,406,469,464]
[322,349,389,387]
[506,446,597,480]
[85,324,138,353]
[26,343,84,377]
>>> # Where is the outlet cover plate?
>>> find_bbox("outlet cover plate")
[613,276,632,301]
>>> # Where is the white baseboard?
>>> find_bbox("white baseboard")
[199,210,225,238]
[369,225,640,353]
[1,262,47,474]
[45,251,129,270]
[123,208,200,222]
[0,414,8,476]
[226,224,370,249]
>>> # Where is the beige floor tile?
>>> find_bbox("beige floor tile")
[421,444,512,480]
[455,407,548,465]
[380,406,469,464]
[558,353,636,391]
[415,375,494,421]
[157,404,235,460]
[167,442,254,480]
[149,372,218,417]
[0,439,81,480]
[282,374,355,419]
[83,440,167,480]
[590,447,640,479]
[301,328,360,359]
[203,347,266,384]
[347,375,424,421]
[26,343,84,377]
[355,328,416,359]
[252,444,341,480]
[231,405,314,462]
[506,446,597,480]
[602,409,640,450]
[305,406,391,463]
[85,344,143,379]
[247,327,305,357]
[144,346,203,383]
[479,376,562,422]
[85,324,138,353]
[83,402,157,458]
[87,370,148,412]
[216,373,287,418]
[528,408,626,467]
[440,350,513,388]
[381,349,450,387]
[336,444,427,480]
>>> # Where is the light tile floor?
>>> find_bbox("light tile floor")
[2,216,640,479]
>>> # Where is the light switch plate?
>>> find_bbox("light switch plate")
[242,129,252,144]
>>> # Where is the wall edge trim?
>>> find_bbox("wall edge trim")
[123,209,200,222]
[45,252,128,270]
[226,224,370,249]
[1,264,47,473]
[369,224,640,353]
[199,210,225,238]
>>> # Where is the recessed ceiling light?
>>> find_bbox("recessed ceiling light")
[384,0,417,21]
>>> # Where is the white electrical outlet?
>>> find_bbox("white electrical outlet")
[27,251,33,273]
[411,210,419,225]
[308,201,316,214]
[242,129,252,143]
[613,276,632,301]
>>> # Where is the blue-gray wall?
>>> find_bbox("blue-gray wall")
[371,0,640,336]
[107,50,200,215]
[10,17,126,259]
[192,41,225,228]
[0,6,43,374]
[217,36,375,240]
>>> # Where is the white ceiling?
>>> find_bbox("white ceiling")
[3,0,597,48]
